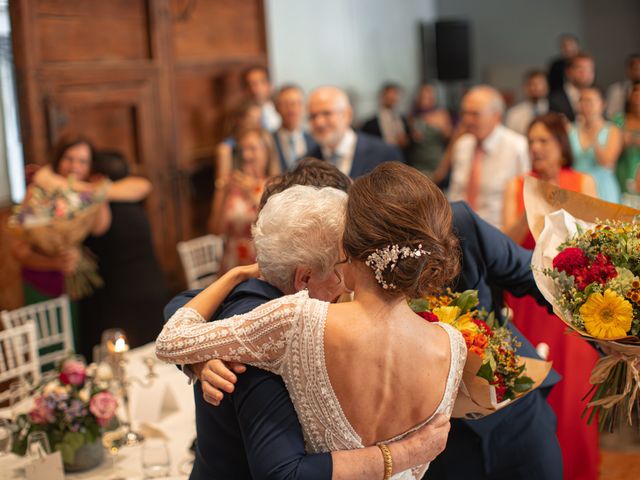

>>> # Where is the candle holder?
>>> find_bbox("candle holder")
[100,329,156,447]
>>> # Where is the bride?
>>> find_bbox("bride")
[156,162,467,479]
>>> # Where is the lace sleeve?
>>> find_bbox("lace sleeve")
[155,290,309,374]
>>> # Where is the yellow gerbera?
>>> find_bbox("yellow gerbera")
[580,289,633,339]
[454,312,480,333]
[432,306,461,325]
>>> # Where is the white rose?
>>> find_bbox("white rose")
[96,363,114,381]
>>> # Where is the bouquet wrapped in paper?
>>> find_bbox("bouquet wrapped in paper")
[409,290,551,419]
[8,170,110,300]
[525,176,640,431]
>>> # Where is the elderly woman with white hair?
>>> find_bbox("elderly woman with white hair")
[157,163,466,479]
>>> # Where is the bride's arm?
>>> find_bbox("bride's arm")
[155,265,304,372]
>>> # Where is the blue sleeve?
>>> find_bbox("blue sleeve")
[220,299,333,479]
[163,289,203,320]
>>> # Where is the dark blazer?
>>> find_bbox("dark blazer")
[306,131,403,179]
[272,130,317,172]
[548,57,568,93]
[361,115,410,140]
[549,88,576,122]
[164,279,332,480]
[424,202,563,480]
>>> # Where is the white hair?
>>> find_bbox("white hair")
[468,85,506,115]
[252,185,347,293]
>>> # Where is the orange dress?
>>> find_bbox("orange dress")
[506,168,600,480]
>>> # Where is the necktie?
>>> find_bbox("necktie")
[466,143,484,210]
[288,134,298,168]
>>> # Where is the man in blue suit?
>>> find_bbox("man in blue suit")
[164,163,451,479]
[305,86,402,178]
[423,201,563,480]
[272,84,317,172]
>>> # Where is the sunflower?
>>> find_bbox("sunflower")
[579,289,633,339]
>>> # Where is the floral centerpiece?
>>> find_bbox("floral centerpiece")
[8,174,109,299]
[12,357,118,471]
[409,290,550,418]
[533,209,640,431]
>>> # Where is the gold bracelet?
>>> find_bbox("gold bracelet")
[378,443,393,480]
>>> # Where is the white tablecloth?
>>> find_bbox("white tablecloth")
[3,343,196,480]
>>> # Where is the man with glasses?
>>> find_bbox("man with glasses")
[306,86,402,178]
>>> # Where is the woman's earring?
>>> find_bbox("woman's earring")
[347,257,352,264]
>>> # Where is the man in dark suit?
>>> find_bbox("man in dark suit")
[361,82,411,159]
[272,84,317,172]
[424,201,563,480]
[163,163,451,479]
[305,86,402,178]
[549,53,595,122]
[547,34,580,93]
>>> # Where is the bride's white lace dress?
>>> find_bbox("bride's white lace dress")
[156,290,467,479]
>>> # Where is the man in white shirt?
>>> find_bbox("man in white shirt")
[242,66,281,132]
[606,54,640,119]
[448,85,530,228]
[505,70,549,135]
[273,85,316,171]
[306,86,402,178]
[548,53,595,122]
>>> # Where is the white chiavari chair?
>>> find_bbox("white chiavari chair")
[177,234,224,289]
[0,322,40,406]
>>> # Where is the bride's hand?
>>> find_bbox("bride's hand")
[197,359,247,406]
[225,263,260,284]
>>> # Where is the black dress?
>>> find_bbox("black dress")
[78,201,169,360]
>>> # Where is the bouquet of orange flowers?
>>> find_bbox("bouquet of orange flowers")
[410,290,551,418]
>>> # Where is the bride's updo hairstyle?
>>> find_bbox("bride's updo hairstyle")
[343,162,460,298]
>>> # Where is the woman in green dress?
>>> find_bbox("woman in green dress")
[614,82,640,193]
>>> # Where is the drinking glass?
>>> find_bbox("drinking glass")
[0,419,12,456]
[9,381,28,420]
[141,439,171,478]
[102,417,126,480]
[26,431,50,459]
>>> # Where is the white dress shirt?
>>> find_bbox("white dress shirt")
[261,101,281,132]
[505,99,549,135]
[321,128,357,176]
[378,108,406,145]
[448,124,530,228]
[565,82,581,114]
[277,128,308,170]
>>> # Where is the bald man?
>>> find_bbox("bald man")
[306,86,402,178]
[448,86,529,228]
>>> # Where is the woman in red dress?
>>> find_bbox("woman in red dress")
[502,113,600,480]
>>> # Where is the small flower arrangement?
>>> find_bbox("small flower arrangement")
[12,357,118,466]
[410,290,535,407]
[8,178,109,299]
[535,212,640,431]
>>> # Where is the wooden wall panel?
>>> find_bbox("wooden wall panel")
[0,208,24,311]
[172,0,266,62]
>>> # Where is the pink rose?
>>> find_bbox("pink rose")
[29,395,55,424]
[89,391,118,426]
[59,360,86,386]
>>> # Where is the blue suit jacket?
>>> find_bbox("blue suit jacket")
[273,131,317,172]
[424,202,563,479]
[307,131,403,178]
[164,279,332,480]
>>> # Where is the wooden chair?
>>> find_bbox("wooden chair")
[177,234,224,289]
[0,322,40,406]
[1,295,74,372]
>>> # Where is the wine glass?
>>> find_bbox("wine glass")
[102,418,127,480]
[9,381,28,421]
[141,438,171,478]
[26,431,50,459]
[0,419,12,456]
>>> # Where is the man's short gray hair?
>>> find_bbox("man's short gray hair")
[252,185,347,293]
[468,85,506,115]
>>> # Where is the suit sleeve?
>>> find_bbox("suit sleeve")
[221,300,333,479]
[458,202,549,306]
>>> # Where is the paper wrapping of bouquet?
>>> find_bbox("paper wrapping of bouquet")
[452,352,552,419]
[523,176,640,241]
[7,203,104,256]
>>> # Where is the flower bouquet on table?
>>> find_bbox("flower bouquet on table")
[8,169,109,299]
[11,357,118,471]
[409,290,552,419]
[525,176,640,431]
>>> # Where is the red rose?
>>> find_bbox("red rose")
[417,311,439,323]
[492,373,507,403]
[552,247,589,277]
[472,318,492,336]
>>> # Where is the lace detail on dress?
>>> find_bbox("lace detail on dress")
[156,292,467,480]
